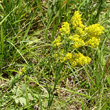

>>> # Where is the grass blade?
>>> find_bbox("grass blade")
[0,26,3,74]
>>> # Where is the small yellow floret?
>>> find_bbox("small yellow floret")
[69,34,80,40]
[71,61,77,66]
[20,67,26,75]
[75,27,86,36]
[65,53,73,60]
[69,35,73,40]
[73,34,80,38]
[22,67,26,73]
[60,56,66,63]
[52,36,61,47]
[20,71,22,75]
[59,22,70,35]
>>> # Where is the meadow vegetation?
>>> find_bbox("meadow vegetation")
[0,0,110,110]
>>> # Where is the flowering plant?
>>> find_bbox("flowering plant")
[52,11,104,66]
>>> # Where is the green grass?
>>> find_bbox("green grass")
[0,0,110,109]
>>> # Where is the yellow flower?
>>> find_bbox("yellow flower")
[76,53,91,65]
[86,57,91,63]
[58,52,91,66]
[68,35,73,40]
[51,11,104,67]
[65,53,73,60]
[75,27,86,36]
[60,57,66,63]
[71,11,84,29]
[52,36,61,47]
[59,22,70,35]
[85,24,104,38]
[22,67,26,73]
[86,37,100,48]
[73,34,80,38]
[69,34,85,48]
[71,53,91,66]
[72,37,85,48]
[20,71,23,75]
[19,67,26,75]
[60,52,73,63]
[69,34,80,40]
[53,54,58,60]
[71,61,77,66]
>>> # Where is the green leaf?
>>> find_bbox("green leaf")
[28,93,33,101]
[0,26,3,74]
[19,97,26,105]
[15,98,19,104]
[21,84,25,92]
[107,75,110,85]
[97,49,105,66]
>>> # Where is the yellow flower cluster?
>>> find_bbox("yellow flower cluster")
[59,52,91,66]
[59,22,70,35]
[86,37,100,48]
[52,11,104,66]
[52,36,61,47]
[69,34,80,39]
[65,52,72,60]
[74,53,91,66]
[84,23,104,48]
[20,67,26,75]
[85,24,104,38]
[71,11,84,29]
[69,35,85,48]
